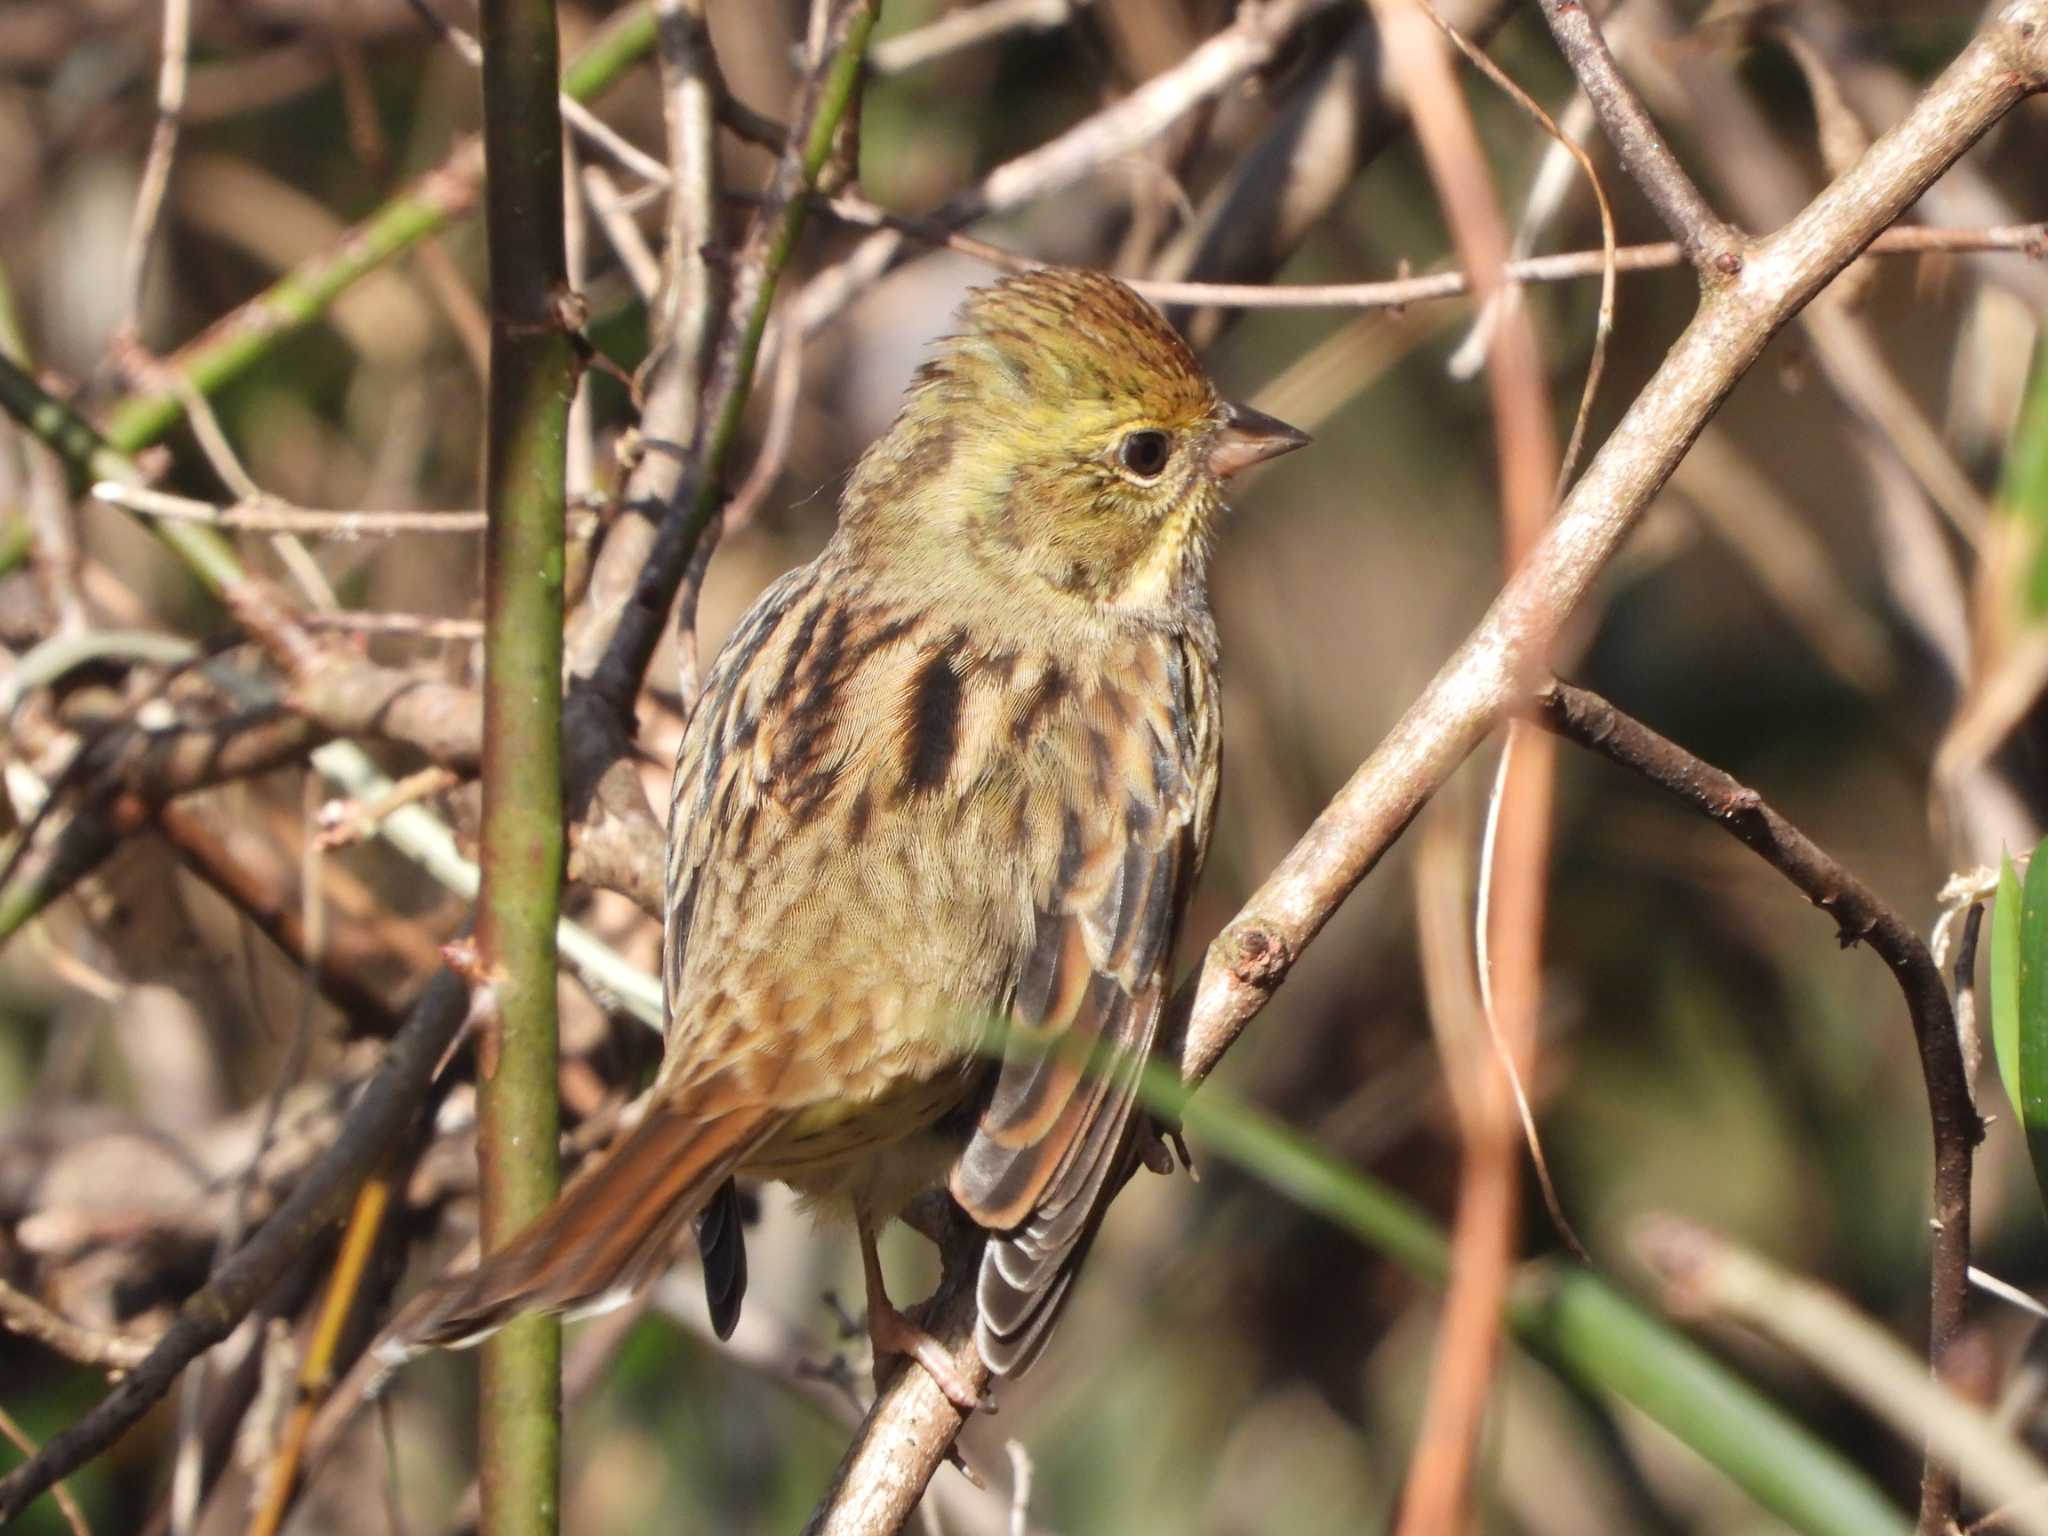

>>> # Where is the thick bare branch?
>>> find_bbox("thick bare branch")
[1170,0,2048,1094]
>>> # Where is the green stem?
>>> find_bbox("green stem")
[98,4,657,457]
[473,0,573,1525]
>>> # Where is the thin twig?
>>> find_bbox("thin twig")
[157,370,340,613]
[314,765,464,851]
[868,0,1087,75]
[300,612,484,642]
[1533,679,1984,1533]
[1402,799,1530,1534]
[1535,0,1743,274]
[581,165,663,300]
[405,0,671,185]
[91,481,488,536]
[810,194,2043,306]
[0,1278,157,1372]
[1418,0,1615,495]
[0,1407,90,1536]
[1376,3,1560,1523]
[719,313,805,537]
[119,0,192,342]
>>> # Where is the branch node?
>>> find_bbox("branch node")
[1221,922,1292,991]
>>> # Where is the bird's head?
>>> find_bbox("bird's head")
[844,268,1308,617]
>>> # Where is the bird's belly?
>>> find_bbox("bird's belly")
[742,1061,981,1214]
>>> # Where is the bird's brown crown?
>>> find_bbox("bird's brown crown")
[921,267,1214,425]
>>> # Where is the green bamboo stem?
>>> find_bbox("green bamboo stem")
[98,4,656,457]
[472,0,574,1525]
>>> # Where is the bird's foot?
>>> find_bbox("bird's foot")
[868,1297,989,1413]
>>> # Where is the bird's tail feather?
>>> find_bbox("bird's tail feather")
[381,1096,777,1359]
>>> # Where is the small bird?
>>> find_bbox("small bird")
[390,267,1307,1401]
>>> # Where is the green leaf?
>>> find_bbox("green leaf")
[1993,853,2023,1113]
[2019,837,2048,1202]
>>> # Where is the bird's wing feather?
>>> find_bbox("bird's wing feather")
[952,629,1217,1375]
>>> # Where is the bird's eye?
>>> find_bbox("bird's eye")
[1117,430,1172,479]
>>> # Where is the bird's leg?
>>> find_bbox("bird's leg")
[899,1188,953,1246]
[854,1202,982,1412]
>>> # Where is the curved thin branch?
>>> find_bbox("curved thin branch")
[1533,681,1982,1532]
[0,1279,157,1373]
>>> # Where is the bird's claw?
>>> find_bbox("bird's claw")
[868,1299,991,1414]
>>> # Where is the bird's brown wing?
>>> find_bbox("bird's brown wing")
[951,629,1218,1375]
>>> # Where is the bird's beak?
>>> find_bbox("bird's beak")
[1208,402,1311,480]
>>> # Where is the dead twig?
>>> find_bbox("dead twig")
[92,482,488,537]
[0,1407,91,1536]
[1374,3,1560,1525]
[118,0,192,344]
[0,1278,158,1373]
[1535,0,1743,274]
[868,0,1087,76]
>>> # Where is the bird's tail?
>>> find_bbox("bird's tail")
[380,1094,777,1360]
